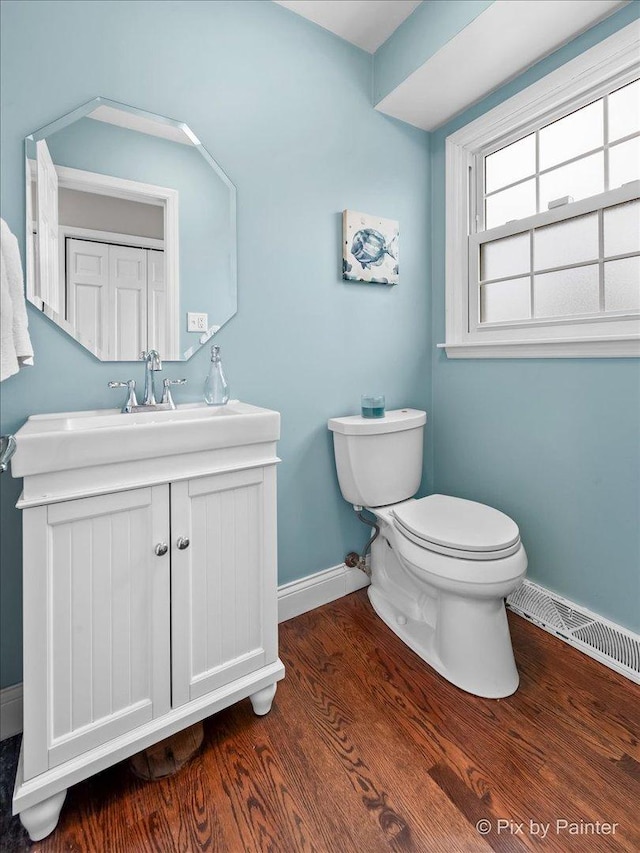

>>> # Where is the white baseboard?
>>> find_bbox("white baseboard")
[277,562,370,624]
[1,563,370,740]
[0,683,23,741]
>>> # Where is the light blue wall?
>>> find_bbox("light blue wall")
[0,0,431,689]
[373,0,494,104]
[45,117,235,355]
[430,3,640,633]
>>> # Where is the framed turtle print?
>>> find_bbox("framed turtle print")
[342,210,399,285]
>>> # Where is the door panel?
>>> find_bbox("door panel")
[41,487,170,769]
[66,238,109,358]
[147,249,169,357]
[109,244,147,360]
[171,469,278,706]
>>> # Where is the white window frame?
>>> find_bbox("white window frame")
[442,20,640,359]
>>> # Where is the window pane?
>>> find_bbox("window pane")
[485,179,536,229]
[485,134,535,194]
[604,200,640,257]
[609,137,640,189]
[534,265,599,318]
[539,100,603,170]
[480,278,530,323]
[481,233,530,281]
[608,79,640,142]
[534,213,598,270]
[604,258,640,312]
[539,152,604,210]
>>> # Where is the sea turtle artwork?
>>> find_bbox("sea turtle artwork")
[342,210,399,285]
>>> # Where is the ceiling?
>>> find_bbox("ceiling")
[376,0,630,130]
[274,0,422,53]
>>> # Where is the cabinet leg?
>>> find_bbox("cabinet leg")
[19,789,67,841]
[249,682,277,716]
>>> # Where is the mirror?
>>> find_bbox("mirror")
[25,98,236,361]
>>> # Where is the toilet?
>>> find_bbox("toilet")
[328,408,527,698]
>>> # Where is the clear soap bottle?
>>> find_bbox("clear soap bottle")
[204,345,230,406]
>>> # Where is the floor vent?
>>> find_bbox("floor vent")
[507,580,640,684]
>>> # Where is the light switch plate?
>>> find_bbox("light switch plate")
[187,312,208,332]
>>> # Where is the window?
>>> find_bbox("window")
[443,22,640,358]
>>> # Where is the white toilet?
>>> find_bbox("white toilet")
[328,408,527,698]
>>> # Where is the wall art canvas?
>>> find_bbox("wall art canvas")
[342,210,399,285]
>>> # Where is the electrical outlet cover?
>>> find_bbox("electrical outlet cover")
[187,312,208,332]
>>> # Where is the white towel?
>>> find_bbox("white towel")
[1,217,34,382]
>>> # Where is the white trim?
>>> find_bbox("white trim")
[439,336,640,358]
[508,579,640,684]
[277,562,370,623]
[444,20,640,358]
[0,683,23,741]
[58,225,164,251]
[1,564,369,741]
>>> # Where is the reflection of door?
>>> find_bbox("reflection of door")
[66,239,109,356]
[36,140,60,314]
[109,244,147,361]
[147,250,167,356]
[66,239,165,360]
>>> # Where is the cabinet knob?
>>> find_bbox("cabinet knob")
[155,543,168,556]
[177,537,190,550]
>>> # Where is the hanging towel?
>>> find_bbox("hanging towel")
[1,217,34,382]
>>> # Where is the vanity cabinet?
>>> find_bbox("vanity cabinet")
[11,402,284,841]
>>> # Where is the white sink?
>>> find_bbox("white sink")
[11,401,280,478]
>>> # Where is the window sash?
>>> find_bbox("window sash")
[468,180,640,333]
[473,68,639,233]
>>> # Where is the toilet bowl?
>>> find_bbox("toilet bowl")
[328,409,527,698]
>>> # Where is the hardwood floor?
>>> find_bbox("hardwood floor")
[1,589,639,852]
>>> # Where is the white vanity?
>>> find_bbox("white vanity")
[10,401,284,840]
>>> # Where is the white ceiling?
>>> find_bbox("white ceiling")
[274,0,422,53]
[376,0,629,130]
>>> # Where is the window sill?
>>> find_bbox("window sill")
[438,336,640,359]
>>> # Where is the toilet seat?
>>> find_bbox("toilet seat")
[392,494,521,561]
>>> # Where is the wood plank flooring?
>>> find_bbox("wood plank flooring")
[1,588,638,852]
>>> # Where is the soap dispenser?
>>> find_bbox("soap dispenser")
[204,345,230,406]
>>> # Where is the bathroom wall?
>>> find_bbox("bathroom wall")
[430,3,640,632]
[0,0,431,689]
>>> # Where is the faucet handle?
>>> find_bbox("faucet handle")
[161,378,187,409]
[108,379,138,414]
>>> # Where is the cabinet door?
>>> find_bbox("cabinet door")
[22,487,171,779]
[170,468,278,707]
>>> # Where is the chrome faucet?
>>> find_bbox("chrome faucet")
[109,351,186,413]
[141,349,162,406]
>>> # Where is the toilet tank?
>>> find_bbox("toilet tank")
[328,409,426,507]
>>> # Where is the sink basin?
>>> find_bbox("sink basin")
[11,401,280,479]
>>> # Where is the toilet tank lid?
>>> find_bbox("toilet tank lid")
[328,409,426,435]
